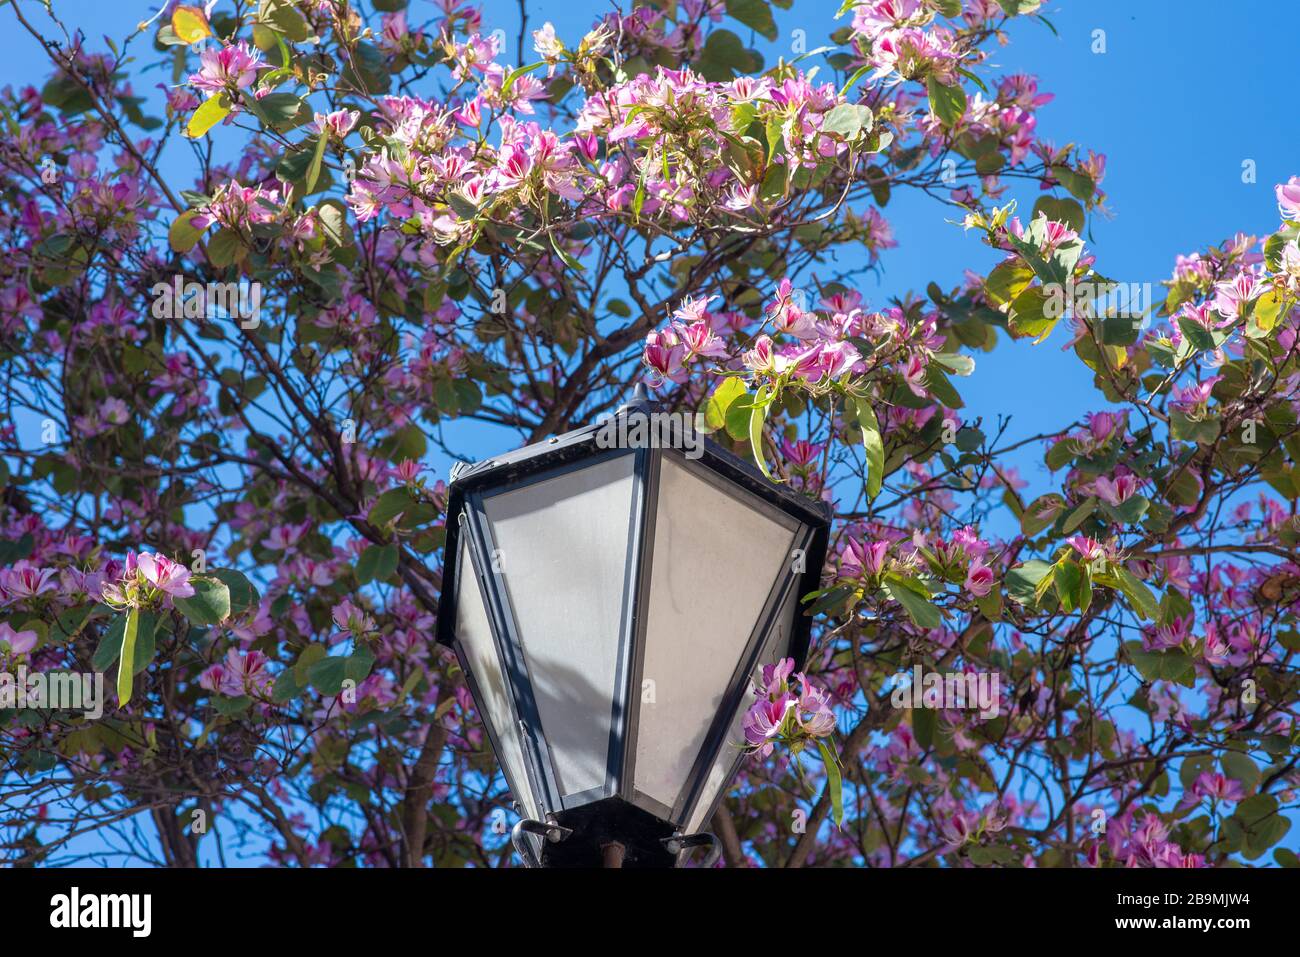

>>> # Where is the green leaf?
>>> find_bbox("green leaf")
[1221,751,1260,791]
[913,706,937,750]
[262,0,312,42]
[926,76,967,127]
[343,646,376,684]
[840,62,873,97]
[725,0,778,40]
[1127,646,1163,682]
[93,611,157,673]
[816,738,844,828]
[256,91,311,131]
[1007,285,1058,342]
[932,352,975,376]
[1170,410,1220,445]
[317,200,352,246]
[984,261,1034,306]
[748,386,776,481]
[883,575,942,629]
[1061,496,1096,533]
[821,103,873,141]
[549,231,585,272]
[271,667,303,704]
[173,577,232,626]
[804,583,856,617]
[1052,558,1090,614]
[764,115,785,164]
[853,397,885,499]
[698,29,762,82]
[208,569,259,615]
[305,131,329,195]
[0,534,35,565]
[293,644,327,684]
[117,608,139,705]
[1104,494,1150,526]
[168,210,204,252]
[1126,644,1194,686]
[1032,196,1085,233]
[206,228,244,268]
[704,377,748,432]
[924,366,964,409]
[955,426,983,452]
[356,543,399,584]
[368,488,417,527]
[213,695,252,716]
[1100,564,1158,620]
[1005,560,1052,605]
[1177,316,1217,353]
[186,94,230,138]
[1045,438,1077,471]
[309,655,347,695]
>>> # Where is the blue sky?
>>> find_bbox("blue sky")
[5,0,1296,864]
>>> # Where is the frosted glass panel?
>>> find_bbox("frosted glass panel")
[685,581,801,834]
[634,457,798,812]
[455,537,539,820]
[484,454,637,798]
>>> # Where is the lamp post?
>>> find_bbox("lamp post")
[436,388,830,867]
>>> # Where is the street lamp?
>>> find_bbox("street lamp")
[436,388,830,867]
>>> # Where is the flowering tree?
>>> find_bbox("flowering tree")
[1,0,1297,868]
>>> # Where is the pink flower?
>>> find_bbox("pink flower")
[853,0,923,39]
[673,319,729,360]
[392,459,423,484]
[1066,535,1105,563]
[766,279,818,339]
[642,328,687,385]
[1212,271,1260,322]
[1276,176,1300,221]
[782,439,823,468]
[261,521,311,551]
[312,109,360,140]
[136,553,196,598]
[794,675,837,737]
[900,353,929,397]
[1146,613,1192,651]
[964,560,995,598]
[0,565,58,602]
[743,334,779,374]
[841,538,889,578]
[332,599,376,635]
[796,340,862,381]
[1038,216,1078,253]
[757,658,796,697]
[199,662,227,694]
[210,647,270,697]
[189,42,266,95]
[1177,771,1247,810]
[742,694,794,757]
[1087,411,1127,445]
[1171,376,1221,413]
[1093,472,1139,507]
[533,22,565,63]
[0,622,38,655]
[952,525,989,560]
[939,812,972,847]
[491,143,532,192]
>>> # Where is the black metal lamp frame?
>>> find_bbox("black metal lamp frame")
[436,392,831,867]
